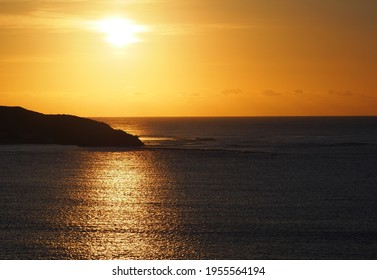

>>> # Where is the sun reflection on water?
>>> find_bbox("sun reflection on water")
[57,150,199,259]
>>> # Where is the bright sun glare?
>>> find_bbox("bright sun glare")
[97,18,146,47]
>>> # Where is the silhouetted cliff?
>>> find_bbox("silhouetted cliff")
[0,106,144,147]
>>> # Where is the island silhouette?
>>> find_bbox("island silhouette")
[0,106,143,147]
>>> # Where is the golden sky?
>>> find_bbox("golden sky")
[0,0,376,116]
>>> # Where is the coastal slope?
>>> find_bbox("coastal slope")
[0,106,143,147]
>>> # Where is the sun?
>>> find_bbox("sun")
[97,18,146,47]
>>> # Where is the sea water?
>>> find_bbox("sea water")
[0,117,377,259]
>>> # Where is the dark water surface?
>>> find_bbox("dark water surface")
[1,117,377,259]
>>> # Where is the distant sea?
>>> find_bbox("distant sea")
[1,117,377,259]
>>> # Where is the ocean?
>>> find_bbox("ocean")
[0,117,377,259]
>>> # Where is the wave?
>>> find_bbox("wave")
[323,142,376,147]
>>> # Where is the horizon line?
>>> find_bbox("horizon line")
[90,115,377,118]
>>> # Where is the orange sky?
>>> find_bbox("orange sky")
[0,0,376,116]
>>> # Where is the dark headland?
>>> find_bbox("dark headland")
[0,106,143,147]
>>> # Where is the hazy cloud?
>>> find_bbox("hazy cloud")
[0,55,56,63]
[328,90,354,97]
[0,1,108,31]
[222,88,243,95]
[293,89,304,95]
[0,11,93,32]
[0,1,39,15]
[153,22,255,36]
[179,92,201,97]
[0,0,98,14]
[262,90,283,96]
